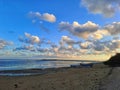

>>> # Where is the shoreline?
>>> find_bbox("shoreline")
[0,63,116,90]
[0,67,71,77]
[0,62,104,76]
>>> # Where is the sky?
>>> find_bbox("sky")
[0,0,120,61]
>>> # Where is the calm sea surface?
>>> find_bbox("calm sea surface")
[0,59,94,76]
[0,59,84,71]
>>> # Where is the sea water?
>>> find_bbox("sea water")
[0,59,84,76]
[0,59,84,71]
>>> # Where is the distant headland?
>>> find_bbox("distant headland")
[104,53,120,67]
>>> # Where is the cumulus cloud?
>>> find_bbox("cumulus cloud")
[93,41,106,51]
[60,36,78,47]
[109,40,120,50]
[58,22,118,54]
[80,41,93,49]
[59,21,99,38]
[59,21,120,40]
[82,0,120,17]
[58,21,120,56]
[80,38,120,53]
[29,11,56,23]
[37,48,49,53]
[19,32,41,45]
[104,22,120,35]
[13,45,35,51]
[90,30,110,40]
[48,36,81,55]
[0,39,13,49]
[21,20,119,58]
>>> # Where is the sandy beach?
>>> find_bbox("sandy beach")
[0,63,115,90]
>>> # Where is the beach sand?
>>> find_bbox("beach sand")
[0,64,114,90]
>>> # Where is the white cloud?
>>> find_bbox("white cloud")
[19,32,41,45]
[25,32,40,44]
[82,38,120,53]
[58,21,120,57]
[59,21,99,38]
[90,30,110,40]
[60,36,76,46]
[80,41,93,49]
[82,0,120,17]
[25,32,31,38]
[42,13,56,23]
[14,45,35,51]
[0,39,13,49]
[15,27,120,60]
[37,48,49,53]
[104,22,120,35]
[59,21,120,40]
[29,11,56,23]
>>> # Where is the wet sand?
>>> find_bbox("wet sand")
[0,64,114,90]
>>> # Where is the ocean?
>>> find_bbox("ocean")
[0,59,84,76]
[0,59,86,76]
[0,59,84,71]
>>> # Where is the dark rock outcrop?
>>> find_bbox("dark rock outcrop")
[104,53,120,67]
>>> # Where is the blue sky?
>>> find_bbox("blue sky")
[0,0,120,60]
